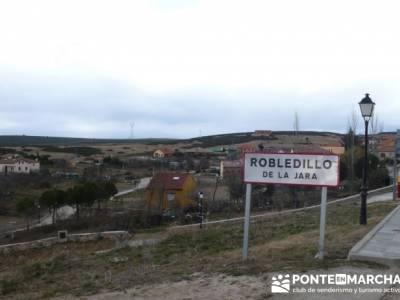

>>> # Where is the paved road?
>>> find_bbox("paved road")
[38,205,75,226]
[368,192,393,203]
[113,177,151,198]
[349,203,400,266]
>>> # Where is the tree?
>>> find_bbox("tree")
[67,185,84,220]
[198,158,210,172]
[349,109,359,135]
[184,157,194,171]
[354,153,380,179]
[96,181,118,209]
[66,182,99,219]
[369,166,391,189]
[39,189,67,224]
[225,175,245,205]
[379,120,384,133]
[343,127,356,192]
[16,197,35,230]
[345,109,361,193]
[103,156,123,167]
[370,113,379,135]
[339,157,348,181]
[81,182,98,207]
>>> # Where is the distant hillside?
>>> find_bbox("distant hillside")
[0,135,178,147]
[183,132,276,148]
[0,131,345,148]
[182,131,344,148]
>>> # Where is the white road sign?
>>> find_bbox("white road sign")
[244,152,339,187]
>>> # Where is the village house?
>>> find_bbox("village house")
[320,143,345,155]
[220,160,243,179]
[152,148,171,158]
[252,130,272,137]
[260,145,332,155]
[376,134,395,159]
[0,156,40,174]
[146,172,197,212]
[237,143,257,154]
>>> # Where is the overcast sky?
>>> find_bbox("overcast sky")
[1,0,399,139]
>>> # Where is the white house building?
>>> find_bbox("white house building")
[0,157,40,174]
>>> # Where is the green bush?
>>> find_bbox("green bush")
[0,279,18,295]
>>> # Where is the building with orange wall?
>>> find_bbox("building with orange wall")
[146,172,197,213]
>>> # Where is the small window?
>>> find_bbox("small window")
[167,193,175,201]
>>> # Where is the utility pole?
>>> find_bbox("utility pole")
[198,191,204,228]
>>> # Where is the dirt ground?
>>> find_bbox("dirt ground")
[52,264,400,300]
[54,273,269,300]
[1,200,395,299]
[55,265,399,300]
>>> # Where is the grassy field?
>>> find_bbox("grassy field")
[0,199,396,299]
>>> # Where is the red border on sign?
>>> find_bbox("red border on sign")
[242,152,340,187]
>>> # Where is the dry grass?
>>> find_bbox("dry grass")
[0,200,396,299]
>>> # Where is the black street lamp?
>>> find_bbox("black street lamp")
[358,93,375,225]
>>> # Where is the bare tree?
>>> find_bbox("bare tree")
[369,113,381,154]
[349,108,359,135]
[369,113,379,135]
[369,113,384,134]
[347,108,359,194]
[379,120,384,133]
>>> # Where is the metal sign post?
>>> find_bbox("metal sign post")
[318,186,328,259]
[242,152,339,261]
[242,183,252,260]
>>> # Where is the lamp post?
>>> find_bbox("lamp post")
[358,93,375,225]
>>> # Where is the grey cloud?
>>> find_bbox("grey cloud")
[0,70,398,138]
